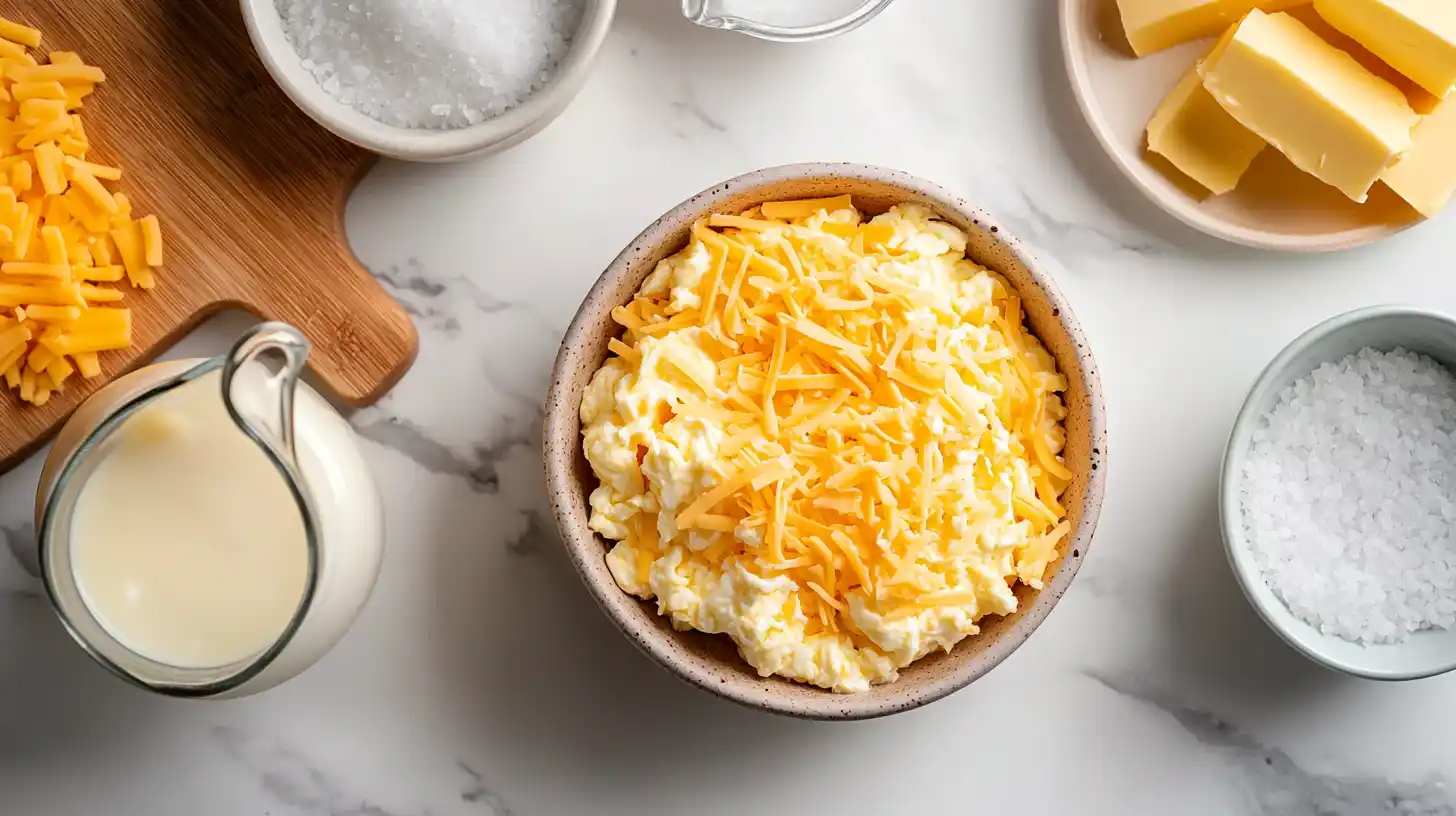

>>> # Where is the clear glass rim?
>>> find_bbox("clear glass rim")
[680,0,896,42]
[37,355,322,698]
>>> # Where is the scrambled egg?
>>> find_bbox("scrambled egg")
[581,198,1071,693]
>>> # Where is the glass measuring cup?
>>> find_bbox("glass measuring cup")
[35,323,384,698]
[679,0,896,41]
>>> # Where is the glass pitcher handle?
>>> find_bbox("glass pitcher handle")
[220,322,311,470]
[680,0,709,22]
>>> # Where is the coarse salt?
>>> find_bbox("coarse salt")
[275,0,585,130]
[1242,347,1456,645]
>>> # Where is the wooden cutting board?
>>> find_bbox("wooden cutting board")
[0,0,418,468]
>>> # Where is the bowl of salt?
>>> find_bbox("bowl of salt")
[1222,305,1456,680]
[241,0,615,162]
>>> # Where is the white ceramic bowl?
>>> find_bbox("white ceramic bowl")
[240,0,616,162]
[1221,305,1456,679]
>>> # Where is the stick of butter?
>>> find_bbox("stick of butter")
[1382,100,1456,217]
[1287,4,1443,114]
[1200,10,1419,202]
[1115,0,1306,57]
[1313,0,1456,100]
[1147,59,1266,194]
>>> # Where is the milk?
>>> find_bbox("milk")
[70,369,309,669]
[38,336,385,698]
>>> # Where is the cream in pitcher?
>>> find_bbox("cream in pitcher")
[35,323,384,698]
[69,369,312,669]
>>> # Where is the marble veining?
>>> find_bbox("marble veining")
[1086,671,1455,815]
[212,727,513,816]
[1009,186,1174,259]
[350,409,536,496]
[670,89,728,135]
[372,259,534,339]
[457,761,516,816]
[358,255,554,506]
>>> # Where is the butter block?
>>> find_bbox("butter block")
[1287,4,1443,114]
[1382,100,1456,216]
[1115,0,1307,57]
[1200,10,1420,202]
[1147,64,1267,194]
[1314,0,1456,99]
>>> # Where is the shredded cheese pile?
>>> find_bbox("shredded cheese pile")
[0,16,163,406]
[581,196,1073,693]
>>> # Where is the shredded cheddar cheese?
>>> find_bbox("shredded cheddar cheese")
[0,16,161,405]
[581,196,1073,693]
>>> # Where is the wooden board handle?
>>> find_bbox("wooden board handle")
[0,0,420,469]
[232,200,419,406]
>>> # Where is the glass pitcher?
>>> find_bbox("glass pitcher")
[679,0,896,41]
[34,323,385,698]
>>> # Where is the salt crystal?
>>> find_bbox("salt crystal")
[1242,348,1456,645]
[274,0,586,130]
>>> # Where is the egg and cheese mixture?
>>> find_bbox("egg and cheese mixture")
[581,196,1072,693]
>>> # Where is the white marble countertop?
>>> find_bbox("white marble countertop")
[4,1,1456,813]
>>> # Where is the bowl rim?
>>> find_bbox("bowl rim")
[239,0,616,162]
[1219,303,1456,680]
[543,162,1108,719]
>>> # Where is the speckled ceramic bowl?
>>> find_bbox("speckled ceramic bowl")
[543,164,1108,719]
